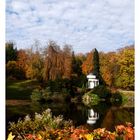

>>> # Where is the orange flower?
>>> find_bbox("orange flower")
[115,125,126,134]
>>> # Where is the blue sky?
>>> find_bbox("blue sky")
[6,0,134,53]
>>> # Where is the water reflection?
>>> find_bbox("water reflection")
[6,101,134,132]
[87,109,99,125]
[101,106,134,131]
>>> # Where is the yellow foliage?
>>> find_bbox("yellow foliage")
[7,132,15,140]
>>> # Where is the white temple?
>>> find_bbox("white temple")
[87,73,99,89]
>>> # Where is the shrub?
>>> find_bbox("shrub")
[30,89,43,101]
[71,75,87,88]
[8,108,73,138]
[82,91,100,107]
[31,86,70,102]
[6,61,25,80]
[46,79,71,93]
[91,85,111,99]
[41,87,53,101]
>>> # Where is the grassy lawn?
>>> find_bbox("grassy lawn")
[118,89,134,94]
[6,80,41,100]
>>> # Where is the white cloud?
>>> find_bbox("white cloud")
[6,0,134,53]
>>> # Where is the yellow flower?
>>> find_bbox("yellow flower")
[84,134,93,140]
[7,132,15,140]
[37,134,42,139]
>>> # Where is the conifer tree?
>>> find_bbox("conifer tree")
[93,48,105,85]
[93,48,99,76]
[6,42,17,63]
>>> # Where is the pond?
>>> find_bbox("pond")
[6,100,134,135]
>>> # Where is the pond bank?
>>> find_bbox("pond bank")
[6,100,31,106]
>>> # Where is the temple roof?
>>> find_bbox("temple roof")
[87,73,96,79]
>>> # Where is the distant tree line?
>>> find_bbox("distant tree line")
[6,40,134,90]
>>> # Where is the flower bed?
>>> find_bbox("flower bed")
[7,109,134,140]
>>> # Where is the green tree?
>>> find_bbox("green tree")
[93,48,105,85]
[71,52,87,88]
[6,42,17,63]
[72,51,82,76]
[93,48,100,76]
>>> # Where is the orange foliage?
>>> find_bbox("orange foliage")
[17,49,29,77]
[43,42,72,81]
[100,52,117,87]
[82,52,93,75]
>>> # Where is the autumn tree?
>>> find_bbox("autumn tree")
[6,42,17,63]
[115,45,134,90]
[82,52,93,75]
[25,42,44,82]
[6,61,24,79]
[100,52,118,87]
[62,45,73,79]
[16,49,29,79]
[43,41,61,81]
[30,51,44,81]
[43,41,73,81]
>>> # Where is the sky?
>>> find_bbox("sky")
[6,0,134,53]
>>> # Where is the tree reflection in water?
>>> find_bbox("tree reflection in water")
[6,101,134,132]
